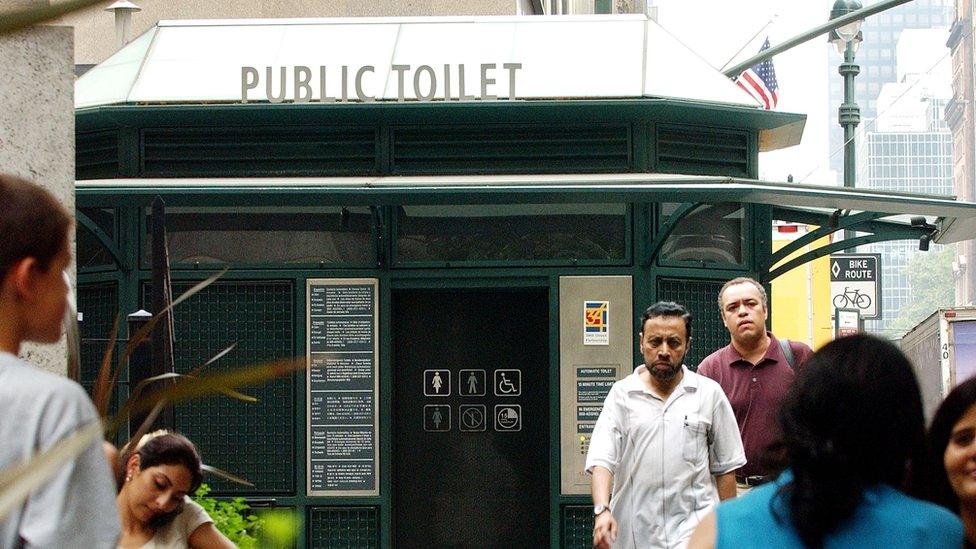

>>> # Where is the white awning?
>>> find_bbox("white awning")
[75,15,759,108]
[75,173,976,244]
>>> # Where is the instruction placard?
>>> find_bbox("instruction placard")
[307,279,379,496]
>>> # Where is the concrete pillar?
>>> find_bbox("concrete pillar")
[0,7,76,375]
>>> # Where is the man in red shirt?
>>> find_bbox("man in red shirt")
[697,277,813,492]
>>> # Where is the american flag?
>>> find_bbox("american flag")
[736,37,779,110]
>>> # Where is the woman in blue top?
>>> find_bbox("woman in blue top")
[920,377,976,547]
[689,334,962,548]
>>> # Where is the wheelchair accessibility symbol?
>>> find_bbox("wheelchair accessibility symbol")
[494,405,522,432]
[493,369,521,397]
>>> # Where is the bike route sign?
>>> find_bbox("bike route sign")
[829,253,880,319]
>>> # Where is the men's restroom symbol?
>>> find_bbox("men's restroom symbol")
[459,369,486,396]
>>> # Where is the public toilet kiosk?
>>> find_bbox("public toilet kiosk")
[73,15,976,548]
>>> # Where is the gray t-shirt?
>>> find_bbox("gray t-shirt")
[0,352,120,548]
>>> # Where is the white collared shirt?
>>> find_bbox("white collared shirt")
[585,365,745,549]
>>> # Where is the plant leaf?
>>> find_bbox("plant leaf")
[130,371,257,405]
[117,269,227,370]
[0,421,103,521]
[105,357,305,436]
[122,399,168,458]
[0,0,108,35]
[201,464,255,487]
[93,315,121,418]
[189,341,238,377]
[64,294,81,381]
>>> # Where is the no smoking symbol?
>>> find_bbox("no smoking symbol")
[459,405,486,432]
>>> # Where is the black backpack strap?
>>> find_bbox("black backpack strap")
[779,338,795,369]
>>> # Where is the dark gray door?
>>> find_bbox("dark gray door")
[393,288,550,548]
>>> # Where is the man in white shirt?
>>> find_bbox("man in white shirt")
[586,301,745,549]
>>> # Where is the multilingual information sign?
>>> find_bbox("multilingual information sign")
[829,253,881,319]
[307,279,379,496]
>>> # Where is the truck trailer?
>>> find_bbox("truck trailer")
[901,307,976,420]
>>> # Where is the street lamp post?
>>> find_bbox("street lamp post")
[829,0,864,243]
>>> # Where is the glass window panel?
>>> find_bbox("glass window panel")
[77,223,116,271]
[396,203,626,263]
[659,202,744,265]
[144,206,374,266]
[79,207,116,240]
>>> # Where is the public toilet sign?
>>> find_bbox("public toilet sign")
[241,63,523,103]
[829,253,881,319]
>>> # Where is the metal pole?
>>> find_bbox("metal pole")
[839,40,861,244]
[722,0,910,78]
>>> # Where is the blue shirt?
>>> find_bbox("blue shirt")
[717,470,963,549]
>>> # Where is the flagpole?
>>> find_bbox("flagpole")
[722,0,911,78]
[719,16,776,73]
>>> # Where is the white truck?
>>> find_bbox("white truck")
[900,307,976,421]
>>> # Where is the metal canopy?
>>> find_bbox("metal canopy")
[76,173,976,244]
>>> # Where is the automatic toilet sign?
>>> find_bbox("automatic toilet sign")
[829,253,880,319]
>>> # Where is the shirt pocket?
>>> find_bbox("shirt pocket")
[682,413,712,463]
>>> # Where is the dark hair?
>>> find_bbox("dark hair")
[774,334,926,547]
[119,431,203,528]
[921,377,976,512]
[0,173,72,284]
[717,276,767,311]
[640,301,692,341]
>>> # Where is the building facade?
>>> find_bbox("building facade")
[827,0,952,182]
[858,28,954,335]
[947,0,976,305]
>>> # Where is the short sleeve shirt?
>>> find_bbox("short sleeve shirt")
[697,334,813,477]
[585,365,745,549]
[0,352,121,549]
[135,498,212,549]
[716,470,963,548]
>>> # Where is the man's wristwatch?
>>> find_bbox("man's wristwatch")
[593,503,609,516]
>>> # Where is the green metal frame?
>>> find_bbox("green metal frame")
[77,209,127,271]
[75,197,721,548]
[72,96,929,548]
[767,206,933,281]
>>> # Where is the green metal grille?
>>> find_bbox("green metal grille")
[656,124,749,177]
[76,130,119,180]
[307,507,379,549]
[141,126,377,177]
[78,282,126,439]
[78,282,120,383]
[391,124,632,174]
[561,506,592,549]
[142,280,295,494]
[657,278,726,370]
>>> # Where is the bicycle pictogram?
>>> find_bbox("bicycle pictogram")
[832,287,872,310]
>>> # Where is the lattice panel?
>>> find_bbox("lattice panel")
[657,278,726,370]
[561,506,593,549]
[307,507,379,549]
[78,282,119,382]
[142,280,295,494]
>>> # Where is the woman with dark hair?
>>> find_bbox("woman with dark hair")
[116,431,234,549]
[689,334,962,548]
[923,377,976,547]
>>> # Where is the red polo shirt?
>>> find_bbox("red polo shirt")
[697,333,813,477]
